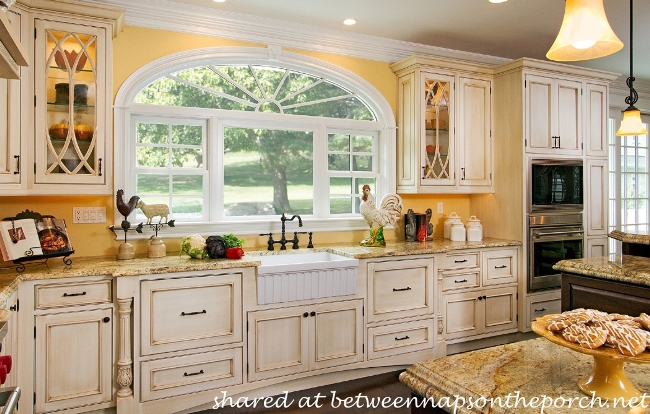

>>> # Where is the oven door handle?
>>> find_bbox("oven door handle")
[532,230,583,238]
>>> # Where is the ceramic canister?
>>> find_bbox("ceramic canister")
[450,222,466,242]
[466,215,483,242]
[443,212,461,239]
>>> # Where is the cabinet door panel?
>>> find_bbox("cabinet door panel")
[141,274,242,355]
[0,10,21,186]
[459,77,491,186]
[526,75,553,153]
[35,308,113,413]
[586,83,608,156]
[556,80,581,152]
[586,237,608,258]
[443,291,478,340]
[586,159,607,236]
[483,286,518,334]
[247,306,308,382]
[311,300,363,370]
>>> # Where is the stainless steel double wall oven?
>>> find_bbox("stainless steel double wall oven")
[527,159,584,292]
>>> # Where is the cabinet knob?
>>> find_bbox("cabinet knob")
[102,317,110,323]
[303,312,309,318]
[310,311,316,317]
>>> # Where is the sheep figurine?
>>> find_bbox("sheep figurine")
[136,200,170,224]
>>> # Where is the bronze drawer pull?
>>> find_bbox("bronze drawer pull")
[183,369,204,377]
[181,310,207,316]
[454,279,468,283]
[393,287,411,292]
[63,291,86,297]
[454,259,467,263]
[535,308,547,312]
[495,265,507,269]
[395,335,410,341]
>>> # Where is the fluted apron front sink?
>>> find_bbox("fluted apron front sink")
[256,252,359,305]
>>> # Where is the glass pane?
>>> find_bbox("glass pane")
[625,154,636,172]
[136,174,169,194]
[137,123,168,144]
[171,148,202,168]
[352,135,373,152]
[284,97,374,120]
[275,71,320,101]
[171,124,202,145]
[328,154,350,171]
[328,134,350,152]
[223,127,313,216]
[175,66,261,104]
[638,134,648,147]
[134,194,170,222]
[639,175,648,200]
[330,177,352,195]
[354,178,375,194]
[352,155,372,172]
[282,81,348,105]
[639,148,648,172]
[330,198,352,214]
[172,196,203,218]
[136,147,168,167]
[251,66,286,98]
[626,174,636,198]
[172,174,203,194]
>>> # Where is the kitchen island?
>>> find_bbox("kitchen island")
[399,337,650,414]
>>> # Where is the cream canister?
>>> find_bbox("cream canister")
[466,215,483,241]
[444,212,461,239]
[450,222,466,242]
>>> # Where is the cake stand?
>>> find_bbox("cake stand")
[531,314,650,401]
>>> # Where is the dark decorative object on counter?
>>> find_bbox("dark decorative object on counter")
[206,236,227,259]
[405,208,433,242]
[110,189,142,260]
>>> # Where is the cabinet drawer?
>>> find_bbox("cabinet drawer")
[140,348,242,402]
[35,279,112,309]
[441,269,480,291]
[482,248,518,286]
[529,298,561,321]
[367,319,434,360]
[367,258,434,323]
[441,252,479,270]
[140,274,242,355]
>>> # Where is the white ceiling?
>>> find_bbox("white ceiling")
[88,0,650,82]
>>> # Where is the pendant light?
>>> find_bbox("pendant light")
[616,0,647,136]
[546,0,623,62]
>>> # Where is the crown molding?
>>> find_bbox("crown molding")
[79,0,511,66]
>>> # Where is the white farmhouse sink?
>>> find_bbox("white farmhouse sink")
[255,252,359,305]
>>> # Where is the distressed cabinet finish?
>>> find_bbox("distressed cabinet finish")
[391,55,493,194]
[247,299,364,382]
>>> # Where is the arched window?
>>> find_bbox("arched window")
[114,47,395,235]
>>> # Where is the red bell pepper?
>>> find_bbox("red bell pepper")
[226,247,245,259]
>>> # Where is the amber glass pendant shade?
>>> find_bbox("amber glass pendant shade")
[546,0,623,62]
[616,107,647,136]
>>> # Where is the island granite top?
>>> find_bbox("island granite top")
[553,255,650,288]
[399,337,650,414]
[0,237,521,324]
[609,230,650,245]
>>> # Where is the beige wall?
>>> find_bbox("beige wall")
[0,25,470,258]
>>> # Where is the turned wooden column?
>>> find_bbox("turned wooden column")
[117,297,133,398]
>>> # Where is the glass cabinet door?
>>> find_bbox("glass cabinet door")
[35,19,106,185]
[422,73,454,185]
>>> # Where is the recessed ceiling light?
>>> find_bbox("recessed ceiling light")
[213,0,226,3]
[343,19,357,26]
[489,0,508,3]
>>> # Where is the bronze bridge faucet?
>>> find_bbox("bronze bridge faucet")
[260,213,313,250]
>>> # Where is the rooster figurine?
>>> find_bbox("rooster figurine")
[359,185,403,247]
[116,189,140,224]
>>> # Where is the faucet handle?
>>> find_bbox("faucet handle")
[307,232,314,248]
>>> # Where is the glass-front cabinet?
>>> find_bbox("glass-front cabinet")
[391,56,493,194]
[34,19,107,186]
[422,74,453,186]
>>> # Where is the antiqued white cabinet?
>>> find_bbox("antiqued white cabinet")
[524,290,561,331]
[0,9,23,187]
[585,83,608,157]
[391,55,493,194]
[17,275,115,414]
[247,299,364,382]
[525,74,582,155]
[2,0,123,195]
[440,248,519,342]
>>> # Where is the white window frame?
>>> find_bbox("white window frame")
[114,46,396,237]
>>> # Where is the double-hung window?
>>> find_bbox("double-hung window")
[116,49,395,234]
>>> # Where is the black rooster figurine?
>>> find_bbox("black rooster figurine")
[110,189,141,260]
[116,189,140,224]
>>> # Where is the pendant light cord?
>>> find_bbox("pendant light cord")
[625,0,638,107]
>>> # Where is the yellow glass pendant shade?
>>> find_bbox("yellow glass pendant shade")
[546,0,623,61]
[616,108,647,136]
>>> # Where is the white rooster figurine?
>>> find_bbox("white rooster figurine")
[359,185,403,247]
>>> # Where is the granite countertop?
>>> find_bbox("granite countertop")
[400,337,650,414]
[553,255,650,288]
[609,230,650,245]
[0,237,520,325]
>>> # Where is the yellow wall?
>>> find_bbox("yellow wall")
[0,25,470,259]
